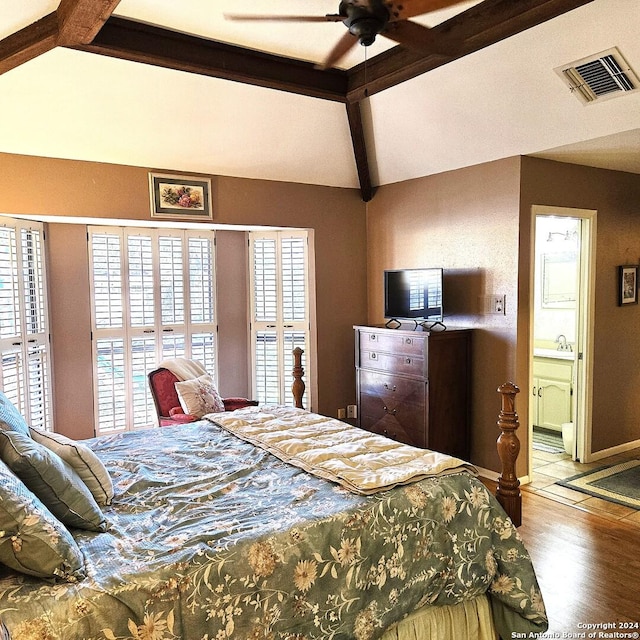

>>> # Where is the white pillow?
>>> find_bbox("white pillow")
[175,374,225,417]
[29,427,114,506]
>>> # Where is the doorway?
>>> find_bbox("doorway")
[530,206,596,467]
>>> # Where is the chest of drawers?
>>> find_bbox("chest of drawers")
[355,326,471,460]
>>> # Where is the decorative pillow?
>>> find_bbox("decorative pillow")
[0,459,85,581]
[0,391,30,437]
[175,374,225,418]
[29,427,114,506]
[0,431,106,533]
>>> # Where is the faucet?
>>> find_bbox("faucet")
[555,334,571,351]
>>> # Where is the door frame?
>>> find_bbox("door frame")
[529,205,597,465]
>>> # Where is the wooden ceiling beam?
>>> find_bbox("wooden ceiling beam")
[346,101,374,202]
[0,0,122,76]
[346,0,595,101]
[75,17,349,102]
[57,0,123,46]
[0,13,58,76]
[0,0,594,200]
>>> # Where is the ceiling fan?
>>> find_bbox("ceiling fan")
[225,0,467,69]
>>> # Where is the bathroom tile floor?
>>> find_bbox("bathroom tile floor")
[524,445,640,527]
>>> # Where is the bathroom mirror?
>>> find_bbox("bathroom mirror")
[542,251,578,308]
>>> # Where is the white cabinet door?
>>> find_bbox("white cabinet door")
[537,377,572,431]
[532,357,574,431]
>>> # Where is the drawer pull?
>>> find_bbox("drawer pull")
[405,357,411,364]
[369,334,377,341]
[384,383,397,391]
[405,338,412,345]
[383,406,397,415]
[370,352,377,360]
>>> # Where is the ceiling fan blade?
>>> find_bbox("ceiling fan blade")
[317,31,359,70]
[383,19,460,55]
[386,0,466,22]
[224,14,344,23]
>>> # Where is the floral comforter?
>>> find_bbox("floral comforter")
[0,416,547,640]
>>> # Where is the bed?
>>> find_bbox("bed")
[0,365,546,640]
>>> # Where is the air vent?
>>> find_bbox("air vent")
[556,48,639,104]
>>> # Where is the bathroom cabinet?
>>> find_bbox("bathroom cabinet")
[532,357,573,431]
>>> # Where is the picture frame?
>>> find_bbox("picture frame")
[618,265,638,306]
[149,173,212,220]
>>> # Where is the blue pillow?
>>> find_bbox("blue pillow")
[30,427,114,506]
[0,431,107,532]
[0,391,30,437]
[0,458,86,581]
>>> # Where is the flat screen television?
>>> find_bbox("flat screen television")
[384,268,444,323]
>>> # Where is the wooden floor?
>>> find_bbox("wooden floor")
[486,480,640,634]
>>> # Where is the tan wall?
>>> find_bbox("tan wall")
[367,156,640,472]
[46,224,95,440]
[215,230,251,399]
[366,157,523,473]
[7,150,640,462]
[520,157,640,454]
[0,153,368,438]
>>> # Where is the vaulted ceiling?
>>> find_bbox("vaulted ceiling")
[1,0,639,202]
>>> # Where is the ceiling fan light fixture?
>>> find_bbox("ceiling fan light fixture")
[340,0,390,47]
[349,17,382,46]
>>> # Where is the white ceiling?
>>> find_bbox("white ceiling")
[0,0,639,190]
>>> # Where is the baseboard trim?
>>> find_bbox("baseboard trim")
[588,437,640,462]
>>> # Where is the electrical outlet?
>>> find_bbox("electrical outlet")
[347,404,357,419]
[338,408,346,420]
[481,294,506,314]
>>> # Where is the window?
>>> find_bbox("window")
[0,217,52,431]
[89,227,217,434]
[249,230,312,407]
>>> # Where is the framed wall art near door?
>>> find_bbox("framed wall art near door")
[149,173,213,220]
[618,265,638,306]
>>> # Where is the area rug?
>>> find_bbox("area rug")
[557,459,640,510]
[532,428,565,455]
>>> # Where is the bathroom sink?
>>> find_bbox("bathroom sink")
[534,348,575,360]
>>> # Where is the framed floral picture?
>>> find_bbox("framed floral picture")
[149,173,212,220]
[618,265,638,306]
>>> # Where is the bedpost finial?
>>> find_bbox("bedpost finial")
[497,381,520,414]
[497,381,520,395]
[292,347,305,409]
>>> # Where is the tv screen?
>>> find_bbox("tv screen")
[384,268,443,321]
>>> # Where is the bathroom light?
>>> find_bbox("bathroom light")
[547,230,578,242]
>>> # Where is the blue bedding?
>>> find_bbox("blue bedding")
[0,416,547,639]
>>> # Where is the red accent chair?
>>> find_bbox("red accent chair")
[148,366,258,427]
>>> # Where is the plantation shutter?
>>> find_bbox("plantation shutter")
[250,230,310,407]
[0,217,52,431]
[89,227,216,434]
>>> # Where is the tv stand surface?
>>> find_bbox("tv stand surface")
[384,318,447,331]
[354,325,471,459]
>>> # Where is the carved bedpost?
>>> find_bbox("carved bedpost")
[496,382,522,527]
[292,347,305,409]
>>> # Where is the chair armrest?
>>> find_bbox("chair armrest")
[223,398,259,411]
[168,407,198,422]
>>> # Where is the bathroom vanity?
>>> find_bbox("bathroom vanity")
[532,349,574,431]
